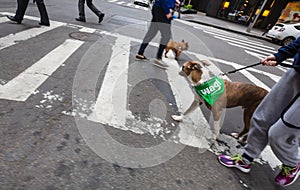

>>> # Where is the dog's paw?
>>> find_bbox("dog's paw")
[171,115,183,121]
[237,136,247,146]
[230,132,239,139]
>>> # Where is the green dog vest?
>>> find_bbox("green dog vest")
[194,76,225,106]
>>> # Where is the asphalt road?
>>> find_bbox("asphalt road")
[0,0,299,190]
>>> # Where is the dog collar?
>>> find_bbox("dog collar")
[194,76,225,106]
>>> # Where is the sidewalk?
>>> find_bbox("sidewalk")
[180,13,269,41]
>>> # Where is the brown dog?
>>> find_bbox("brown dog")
[171,60,268,142]
[164,40,188,60]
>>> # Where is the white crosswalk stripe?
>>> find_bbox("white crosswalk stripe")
[0,16,8,24]
[107,0,150,11]
[186,21,296,66]
[88,35,132,127]
[0,20,64,51]
[0,39,84,101]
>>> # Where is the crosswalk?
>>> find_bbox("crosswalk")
[0,12,288,168]
[188,23,294,70]
[107,0,150,11]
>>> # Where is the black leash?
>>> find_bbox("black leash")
[222,62,261,75]
[222,62,300,76]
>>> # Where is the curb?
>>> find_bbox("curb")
[184,19,270,41]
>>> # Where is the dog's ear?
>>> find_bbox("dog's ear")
[181,39,185,42]
[188,63,201,70]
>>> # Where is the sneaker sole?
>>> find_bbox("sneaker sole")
[152,62,168,69]
[280,169,300,187]
[218,156,251,173]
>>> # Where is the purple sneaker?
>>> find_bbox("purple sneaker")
[275,163,300,186]
[218,154,251,173]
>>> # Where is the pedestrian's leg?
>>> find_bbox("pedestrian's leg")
[15,0,30,22]
[244,69,300,159]
[35,0,50,26]
[269,117,300,167]
[86,0,102,16]
[78,0,86,19]
[151,6,171,59]
[157,22,171,59]
[86,0,104,23]
[269,108,300,186]
[137,22,158,55]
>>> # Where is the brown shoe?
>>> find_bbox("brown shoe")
[135,54,149,61]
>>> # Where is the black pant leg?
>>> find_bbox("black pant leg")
[78,0,85,18]
[15,0,30,22]
[86,0,102,16]
[35,0,49,24]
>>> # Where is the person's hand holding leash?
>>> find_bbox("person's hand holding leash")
[261,55,277,66]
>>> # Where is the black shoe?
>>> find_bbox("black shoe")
[7,15,21,24]
[98,13,105,23]
[75,17,86,22]
[39,22,50,26]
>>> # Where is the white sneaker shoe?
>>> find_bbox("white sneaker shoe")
[153,59,168,69]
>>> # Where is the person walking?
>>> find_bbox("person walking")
[75,0,105,23]
[7,0,50,26]
[135,0,180,69]
[218,37,300,187]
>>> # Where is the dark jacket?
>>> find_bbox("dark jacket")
[274,37,300,72]
[153,0,176,15]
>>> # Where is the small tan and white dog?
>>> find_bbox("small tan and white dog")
[164,40,188,60]
[172,60,268,142]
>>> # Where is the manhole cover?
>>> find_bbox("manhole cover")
[69,32,94,41]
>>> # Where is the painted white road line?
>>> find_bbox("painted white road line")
[0,16,9,24]
[79,27,97,33]
[88,35,132,128]
[214,36,277,54]
[164,56,211,148]
[192,25,247,39]
[0,39,84,101]
[117,1,125,4]
[204,31,275,50]
[227,42,272,56]
[0,21,64,51]
[202,29,260,43]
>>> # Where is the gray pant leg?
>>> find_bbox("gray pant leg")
[269,111,300,167]
[244,69,300,160]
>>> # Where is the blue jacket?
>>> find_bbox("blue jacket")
[153,0,176,15]
[274,37,300,72]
